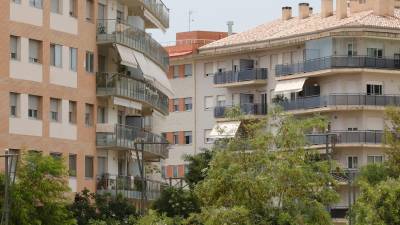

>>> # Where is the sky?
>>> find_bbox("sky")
[150,0,322,45]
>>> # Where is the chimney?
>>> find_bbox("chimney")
[336,0,347,20]
[299,3,310,19]
[374,0,394,16]
[282,6,292,20]
[227,21,234,36]
[309,7,313,15]
[321,0,333,18]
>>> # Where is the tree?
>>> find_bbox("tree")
[184,150,213,189]
[351,107,400,224]
[69,189,97,225]
[190,111,339,225]
[136,210,176,225]
[10,152,76,225]
[152,187,200,218]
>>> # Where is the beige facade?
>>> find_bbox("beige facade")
[1,0,171,204]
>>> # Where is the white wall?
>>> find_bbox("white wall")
[50,0,78,34]
[49,100,77,140]
[10,37,42,82]
[50,45,78,88]
[10,0,43,26]
[9,94,43,136]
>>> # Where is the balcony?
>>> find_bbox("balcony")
[213,68,268,88]
[306,130,384,146]
[96,124,169,160]
[276,56,400,77]
[97,174,165,201]
[97,72,169,115]
[214,104,268,118]
[97,19,169,71]
[279,94,400,112]
[142,0,169,28]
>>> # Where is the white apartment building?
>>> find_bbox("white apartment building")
[162,0,400,221]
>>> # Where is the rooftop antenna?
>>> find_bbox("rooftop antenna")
[188,10,194,31]
[227,21,234,36]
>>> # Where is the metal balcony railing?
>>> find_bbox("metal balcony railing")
[96,124,169,159]
[214,68,268,85]
[279,94,400,111]
[96,174,166,200]
[306,130,384,146]
[97,19,169,71]
[96,72,169,115]
[214,103,268,118]
[275,56,400,77]
[142,0,169,28]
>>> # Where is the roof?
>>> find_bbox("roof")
[200,9,400,51]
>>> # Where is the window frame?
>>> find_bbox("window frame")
[29,0,42,9]
[367,155,384,164]
[9,92,19,118]
[366,84,383,96]
[69,154,77,177]
[184,97,192,111]
[69,47,77,72]
[50,44,63,68]
[85,51,94,73]
[51,0,62,14]
[173,99,179,112]
[10,35,20,61]
[85,103,94,127]
[50,98,61,122]
[173,132,179,145]
[28,95,41,120]
[347,156,358,169]
[204,96,214,110]
[29,39,41,64]
[184,64,192,77]
[184,131,192,145]
[84,156,94,178]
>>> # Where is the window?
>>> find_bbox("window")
[85,156,94,178]
[204,129,214,144]
[50,98,61,122]
[10,93,19,117]
[10,36,19,60]
[367,84,383,96]
[85,104,94,127]
[204,62,214,76]
[69,0,77,17]
[347,43,354,56]
[69,154,77,177]
[184,165,189,175]
[97,156,107,176]
[117,10,124,23]
[70,48,77,72]
[173,99,179,112]
[97,106,106,123]
[85,0,94,21]
[98,3,106,28]
[51,0,61,13]
[173,166,178,178]
[348,128,358,131]
[173,65,179,78]
[29,39,41,63]
[173,132,179,145]
[117,110,123,125]
[367,155,384,164]
[184,98,192,111]
[12,0,21,4]
[50,44,62,67]
[216,95,226,107]
[367,48,383,58]
[85,51,94,73]
[28,95,41,120]
[29,0,42,8]
[184,131,192,145]
[50,152,62,160]
[161,166,166,178]
[348,156,358,169]
[69,101,77,124]
[204,96,214,110]
[184,64,192,77]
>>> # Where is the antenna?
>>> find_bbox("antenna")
[188,10,194,31]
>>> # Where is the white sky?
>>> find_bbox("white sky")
[150,0,322,44]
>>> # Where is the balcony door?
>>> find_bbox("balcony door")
[239,59,254,71]
[240,94,254,105]
[260,93,268,114]
[126,116,143,128]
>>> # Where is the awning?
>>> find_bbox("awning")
[113,97,142,110]
[115,44,138,69]
[169,51,193,58]
[132,50,174,98]
[209,121,241,139]
[274,78,307,94]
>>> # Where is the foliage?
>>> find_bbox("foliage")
[184,150,213,189]
[152,187,200,218]
[384,107,400,175]
[136,210,177,225]
[187,206,252,225]
[10,152,76,225]
[70,189,137,225]
[190,111,338,225]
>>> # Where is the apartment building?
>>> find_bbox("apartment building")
[1,0,171,207]
[161,0,400,222]
[154,31,227,181]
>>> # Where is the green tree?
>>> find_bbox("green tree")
[152,187,200,218]
[191,111,339,225]
[10,152,76,225]
[184,150,213,189]
[136,210,177,225]
[69,189,97,225]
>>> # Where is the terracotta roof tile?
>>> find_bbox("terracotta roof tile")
[200,9,400,50]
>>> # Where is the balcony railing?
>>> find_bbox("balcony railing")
[97,72,169,115]
[214,103,268,118]
[306,130,384,146]
[143,0,169,28]
[214,68,268,85]
[96,124,169,159]
[276,56,400,77]
[97,19,169,71]
[96,174,165,200]
[279,94,400,111]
